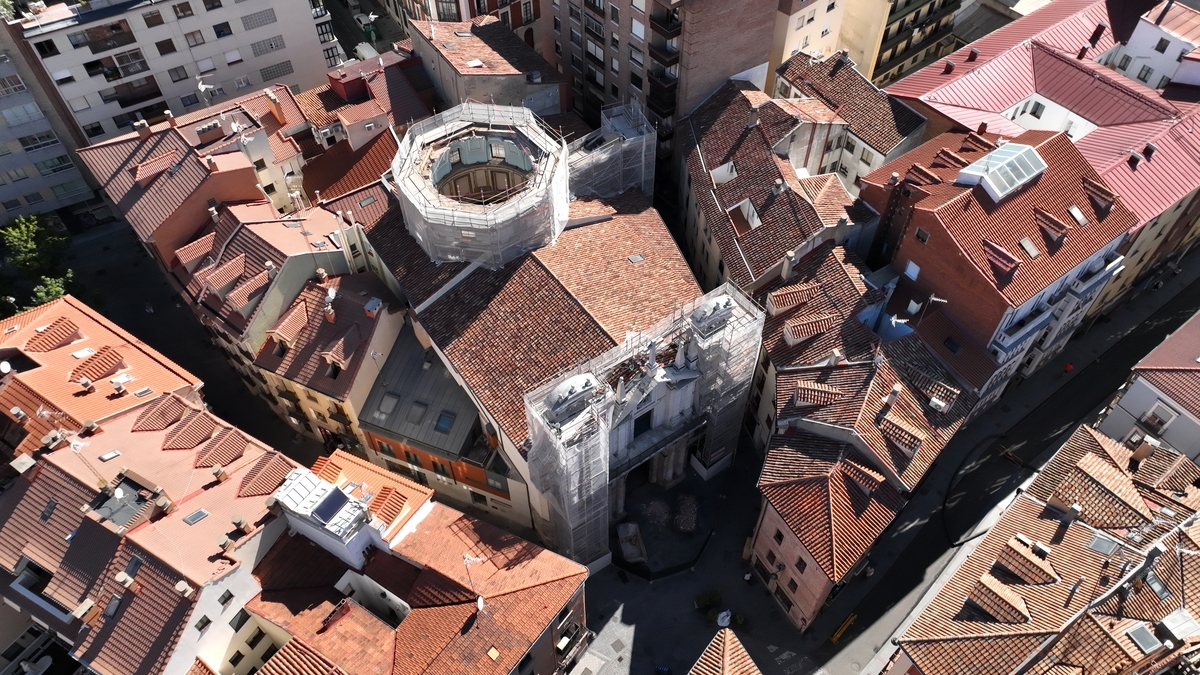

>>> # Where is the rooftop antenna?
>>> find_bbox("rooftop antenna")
[917,293,948,326]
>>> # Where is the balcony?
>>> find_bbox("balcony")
[584,0,604,15]
[1069,256,1123,298]
[993,304,1053,353]
[312,4,328,17]
[874,22,953,75]
[87,30,137,54]
[276,389,300,403]
[648,41,679,67]
[648,68,677,94]
[888,0,940,23]
[647,92,676,118]
[649,14,682,39]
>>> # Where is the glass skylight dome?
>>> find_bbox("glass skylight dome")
[956,143,1048,202]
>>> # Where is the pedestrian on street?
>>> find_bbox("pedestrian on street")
[1153,280,1164,291]
[144,301,154,314]
[1062,362,1073,377]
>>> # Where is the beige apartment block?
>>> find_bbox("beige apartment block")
[765,0,846,94]
[837,0,957,85]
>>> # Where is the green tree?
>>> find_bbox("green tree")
[0,215,66,278]
[26,270,73,308]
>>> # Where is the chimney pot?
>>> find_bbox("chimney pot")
[1077,44,1088,59]
[1090,21,1107,46]
[316,267,328,282]
[966,47,979,62]
[205,155,216,169]
[977,121,988,134]
[133,119,151,141]
[165,110,177,127]
[888,172,900,185]
[747,106,760,129]
[211,464,228,482]
[943,60,955,74]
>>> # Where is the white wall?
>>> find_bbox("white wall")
[1100,17,1198,89]
[1099,377,1200,459]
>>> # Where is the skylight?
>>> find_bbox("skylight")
[1127,624,1162,654]
[956,144,1047,202]
[183,509,210,525]
[1067,205,1088,227]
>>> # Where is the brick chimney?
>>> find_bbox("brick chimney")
[263,89,286,125]
[327,69,369,103]
[133,119,151,141]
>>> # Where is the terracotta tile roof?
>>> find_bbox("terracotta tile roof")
[1049,451,1151,527]
[0,297,201,456]
[296,84,359,129]
[239,450,300,497]
[41,515,121,609]
[162,410,217,449]
[1131,309,1200,418]
[132,149,180,186]
[968,573,1031,623]
[759,429,907,582]
[796,174,872,227]
[193,427,248,467]
[366,63,430,127]
[410,17,559,77]
[689,629,762,675]
[302,131,399,201]
[912,308,999,391]
[307,452,433,535]
[777,51,926,153]
[185,659,219,675]
[0,461,97,572]
[133,394,188,431]
[254,274,398,401]
[258,639,347,675]
[995,536,1058,584]
[862,130,1138,307]
[680,81,830,288]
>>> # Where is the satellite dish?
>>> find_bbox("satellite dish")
[0,361,11,374]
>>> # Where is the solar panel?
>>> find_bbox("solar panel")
[1127,624,1161,654]
[312,489,350,524]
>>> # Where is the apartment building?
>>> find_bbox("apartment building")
[0,33,98,221]
[543,0,776,160]
[678,79,877,294]
[839,0,959,85]
[407,17,563,114]
[773,51,926,196]
[392,0,545,55]
[1098,309,1200,459]
[888,424,1200,675]
[885,0,1200,318]
[859,129,1137,415]
[765,0,847,94]
[12,0,342,143]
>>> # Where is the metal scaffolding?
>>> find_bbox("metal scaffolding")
[567,102,656,199]
[524,283,764,564]
[388,102,570,270]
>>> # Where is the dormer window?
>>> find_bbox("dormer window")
[274,340,289,357]
[728,199,760,236]
[710,161,736,186]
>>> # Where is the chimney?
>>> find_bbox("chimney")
[943,60,955,74]
[888,172,899,185]
[772,178,784,196]
[647,339,658,369]
[1063,502,1082,523]
[264,495,282,515]
[1144,142,1158,160]
[263,88,286,125]
[165,110,177,127]
[1129,151,1143,169]
[316,267,328,283]
[1090,21,1107,46]
[208,206,219,223]
[780,253,795,281]
[174,580,195,598]
[966,47,979,62]
[265,261,277,279]
[81,420,99,436]
[324,302,336,323]
[154,495,172,513]
[218,535,236,552]
[977,121,988,135]
[133,119,151,141]
[364,297,383,319]
[1077,44,1088,59]
[115,571,134,588]
[881,382,902,408]
[211,464,229,482]
[205,155,217,169]
[73,599,101,625]
[1031,542,1050,559]
[79,377,94,393]
[747,105,760,129]
[344,210,354,226]
[10,406,25,421]
[1132,436,1160,461]
[113,382,127,396]
[231,514,253,534]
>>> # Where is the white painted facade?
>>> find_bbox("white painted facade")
[1099,376,1200,460]
[1097,11,1200,90]
[18,0,343,141]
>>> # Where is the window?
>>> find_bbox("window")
[323,46,340,68]
[471,491,488,505]
[611,57,618,73]
[19,132,58,151]
[124,556,143,578]
[553,16,561,32]
[523,1,533,22]
[610,32,619,49]
[487,476,504,490]
[0,76,25,97]
[157,39,177,55]
[218,589,234,605]
[569,1,581,21]
[230,609,250,631]
[51,69,74,84]
[629,45,643,66]
[585,13,603,36]
[826,0,835,9]
[261,644,279,662]
[144,10,165,26]
[555,40,562,55]
[3,103,43,125]
[40,499,57,521]
[801,35,808,48]
[633,409,652,437]
[374,440,395,458]
[103,594,122,618]
[185,30,205,47]
[915,227,929,243]
[53,179,88,199]
[821,25,829,36]
[169,66,189,82]
[1,199,19,210]
[1156,37,1170,53]
[904,260,919,281]
[181,93,200,107]
[23,192,42,205]
[433,462,450,477]
[1138,65,1153,83]
[1158,75,1171,89]
[476,0,488,11]
[631,0,643,11]
[630,72,642,90]
[860,148,874,164]
[787,578,798,593]
[195,616,212,631]
[773,529,784,545]
[35,40,59,58]
[36,155,72,176]
[225,49,243,64]
[404,451,421,466]
[246,628,266,649]
[229,652,245,667]
[1144,402,1177,434]
[213,22,233,38]
[262,183,276,194]
[795,556,807,574]
[766,550,777,565]
[197,58,215,73]
[174,2,194,17]
[1117,54,1131,70]
[609,3,618,22]
[631,17,644,40]
[611,82,619,97]
[570,28,581,46]
[251,35,286,57]
[317,21,334,43]
[434,411,455,433]
[586,38,604,61]
[6,168,27,182]
[773,588,793,612]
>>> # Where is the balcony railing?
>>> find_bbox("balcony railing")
[312,4,328,17]
[87,30,137,54]
[875,22,953,74]
[649,14,682,39]
[648,68,677,93]
[647,93,676,118]
[1069,256,1123,298]
[648,41,679,67]
[993,304,1053,352]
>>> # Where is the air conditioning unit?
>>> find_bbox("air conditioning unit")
[929,397,949,412]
